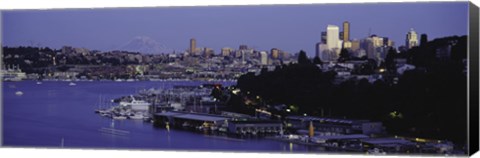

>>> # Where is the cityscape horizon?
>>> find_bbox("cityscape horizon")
[2,2,468,57]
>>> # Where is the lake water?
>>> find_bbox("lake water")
[2,81,322,153]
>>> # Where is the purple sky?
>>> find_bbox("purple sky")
[2,2,468,57]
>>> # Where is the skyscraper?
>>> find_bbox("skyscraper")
[342,21,350,42]
[190,38,196,54]
[271,48,280,59]
[326,25,340,50]
[406,28,418,49]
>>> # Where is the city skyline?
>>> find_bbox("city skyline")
[2,2,468,57]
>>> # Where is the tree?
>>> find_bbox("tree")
[420,34,428,47]
[338,48,350,62]
[385,47,397,72]
[313,56,323,65]
[297,50,311,65]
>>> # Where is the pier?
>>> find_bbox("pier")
[154,111,230,130]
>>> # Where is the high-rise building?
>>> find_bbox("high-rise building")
[371,35,384,48]
[350,40,360,52]
[221,47,232,57]
[190,38,196,54]
[343,21,350,42]
[271,48,280,59]
[361,38,375,60]
[204,47,214,57]
[406,28,418,49]
[260,51,268,65]
[318,44,329,61]
[327,25,340,50]
[343,41,352,49]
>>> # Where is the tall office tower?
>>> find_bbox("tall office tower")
[406,28,418,49]
[343,21,350,42]
[326,25,340,50]
[271,48,280,59]
[371,35,384,48]
[321,31,327,44]
[190,38,196,54]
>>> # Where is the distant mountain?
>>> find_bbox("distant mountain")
[119,36,169,54]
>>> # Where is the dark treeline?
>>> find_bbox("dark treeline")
[236,35,467,144]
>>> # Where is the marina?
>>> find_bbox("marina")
[1,79,464,155]
[82,81,461,155]
[3,80,313,152]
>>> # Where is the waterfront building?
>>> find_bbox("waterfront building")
[53,71,79,80]
[227,120,283,135]
[155,111,230,129]
[1,64,27,81]
[406,28,418,49]
[285,116,385,136]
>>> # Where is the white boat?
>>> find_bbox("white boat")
[112,115,127,120]
[128,114,144,120]
[210,126,219,131]
[36,81,42,85]
[119,95,151,111]
[69,82,76,86]
[15,91,24,96]
[126,79,135,82]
